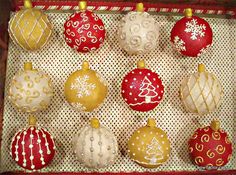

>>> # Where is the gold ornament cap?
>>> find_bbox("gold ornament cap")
[147,118,156,127]
[24,0,33,9]
[79,1,87,11]
[90,118,100,128]
[198,63,206,73]
[82,61,90,70]
[28,115,37,126]
[210,120,220,131]
[24,62,33,71]
[136,3,144,12]
[184,8,193,18]
[137,60,145,69]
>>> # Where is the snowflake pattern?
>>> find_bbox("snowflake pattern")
[70,102,86,111]
[173,36,186,52]
[70,75,96,98]
[185,19,206,40]
[197,44,212,57]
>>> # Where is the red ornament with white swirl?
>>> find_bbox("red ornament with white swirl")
[188,120,232,168]
[10,116,56,170]
[121,60,164,112]
[170,8,213,57]
[64,1,105,53]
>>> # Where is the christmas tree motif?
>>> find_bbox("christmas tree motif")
[138,76,158,103]
[144,137,163,164]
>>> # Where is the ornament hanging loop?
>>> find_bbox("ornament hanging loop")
[82,61,90,70]
[198,63,205,73]
[79,1,87,11]
[210,120,220,131]
[90,118,100,128]
[24,62,33,71]
[29,115,37,126]
[24,0,32,9]
[184,8,192,18]
[147,118,156,127]
[136,3,144,12]
[137,60,145,69]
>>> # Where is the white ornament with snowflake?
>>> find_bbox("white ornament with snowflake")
[173,36,186,52]
[184,19,206,40]
[70,75,96,98]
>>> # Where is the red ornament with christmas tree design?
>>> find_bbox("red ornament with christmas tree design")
[170,8,213,57]
[188,120,232,168]
[121,60,164,112]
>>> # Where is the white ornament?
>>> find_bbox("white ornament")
[72,118,118,169]
[184,19,206,40]
[8,62,53,113]
[117,11,159,55]
[180,64,223,115]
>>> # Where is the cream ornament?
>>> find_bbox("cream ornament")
[180,64,223,115]
[8,0,52,51]
[117,3,159,55]
[8,62,53,113]
[127,118,171,168]
[72,118,118,168]
[64,61,108,112]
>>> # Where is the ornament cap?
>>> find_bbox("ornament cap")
[136,3,144,12]
[184,8,192,18]
[137,60,145,69]
[24,0,33,9]
[198,63,205,73]
[79,1,87,11]
[210,120,220,131]
[90,118,100,128]
[24,62,33,71]
[82,61,90,70]
[28,115,37,126]
[147,118,156,127]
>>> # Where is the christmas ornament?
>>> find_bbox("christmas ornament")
[170,8,213,57]
[188,120,232,168]
[180,64,223,115]
[72,118,118,168]
[128,118,170,168]
[117,3,159,55]
[8,62,53,113]
[8,0,52,51]
[10,115,56,170]
[64,61,108,112]
[121,60,164,112]
[64,1,106,53]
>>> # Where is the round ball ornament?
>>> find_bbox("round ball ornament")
[121,60,164,112]
[117,3,159,55]
[8,0,52,51]
[128,118,170,168]
[188,120,232,168]
[180,64,223,115]
[10,115,56,170]
[64,61,108,112]
[170,8,213,57]
[64,1,106,53]
[72,118,118,168]
[8,62,53,113]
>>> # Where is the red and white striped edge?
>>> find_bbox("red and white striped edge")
[14,1,236,18]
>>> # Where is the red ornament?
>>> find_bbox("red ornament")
[63,1,105,53]
[10,116,56,170]
[121,60,164,112]
[188,120,232,168]
[170,8,213,57]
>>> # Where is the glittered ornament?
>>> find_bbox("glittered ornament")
[188,120,232,168]
[8,62,53,113]
[180,64,223,115]
[121,60,164,112]
[128,118,170,168]
[72,118,118,168]
[64,61,108,112]
[8,0,52,51]
[117,3,159,55]
[10,115,56,170]
[170,8,213,57]
[64,1,106,53]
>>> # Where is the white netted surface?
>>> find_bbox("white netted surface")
[0,12,235,172]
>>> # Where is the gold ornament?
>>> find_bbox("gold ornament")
[180,64,223,115]
[8,0,52,51]
[64,61,108,112]
[127,118,170,168]
[8,62,53,113]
